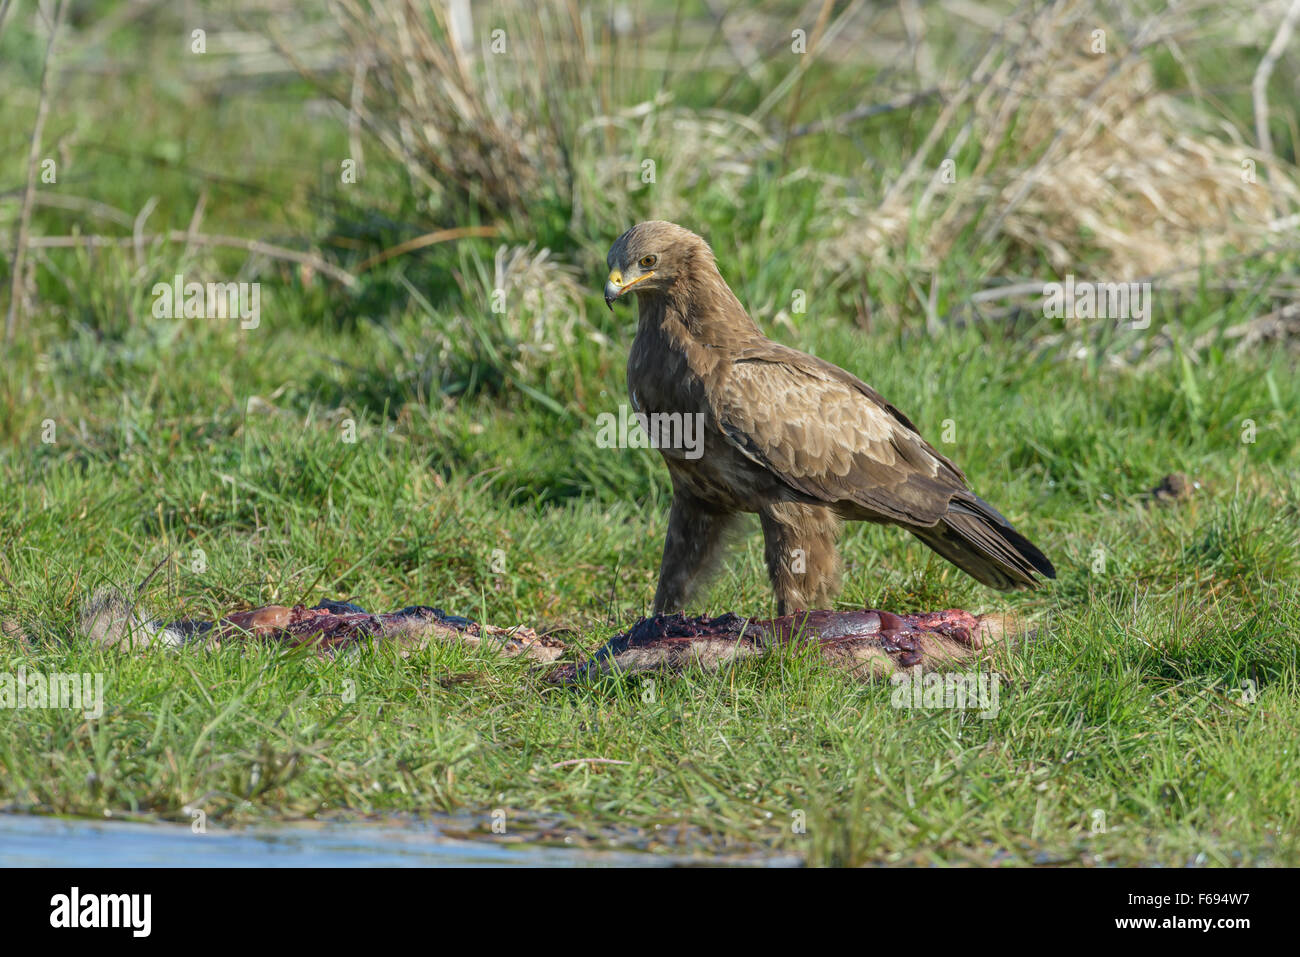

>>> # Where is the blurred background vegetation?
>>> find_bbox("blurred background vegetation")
[1,0,1298,621]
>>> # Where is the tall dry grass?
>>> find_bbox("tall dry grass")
[271,0,1300,354]
[817,0,1300,291]
[281,0,785,248]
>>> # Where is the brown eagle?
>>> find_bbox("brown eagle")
[604,220,1055,615]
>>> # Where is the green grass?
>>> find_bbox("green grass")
[1,1,1298,865]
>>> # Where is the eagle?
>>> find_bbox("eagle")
[603,220,1055,616]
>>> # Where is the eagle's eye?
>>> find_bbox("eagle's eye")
[639,255,657,268]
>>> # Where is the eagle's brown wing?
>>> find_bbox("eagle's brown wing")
[709,344,1055,589]
[710,346,964,524]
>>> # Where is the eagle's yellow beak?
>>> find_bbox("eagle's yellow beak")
[604,269,623,309]
[604,268,655,309]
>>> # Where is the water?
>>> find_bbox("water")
[0,813,773,867]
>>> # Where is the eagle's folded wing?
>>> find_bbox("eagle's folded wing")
[709,355,966,527]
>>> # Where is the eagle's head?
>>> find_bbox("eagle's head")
[604,220,711,309]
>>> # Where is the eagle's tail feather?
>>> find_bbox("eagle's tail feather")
[911,495,1056,590]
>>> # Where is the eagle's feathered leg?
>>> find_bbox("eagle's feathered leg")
[759,503,843,616]
[652,490,739,614]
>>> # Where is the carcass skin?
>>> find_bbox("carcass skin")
[168,600,567,661]
[70,590,1032,681]
[549,608,1029,683]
